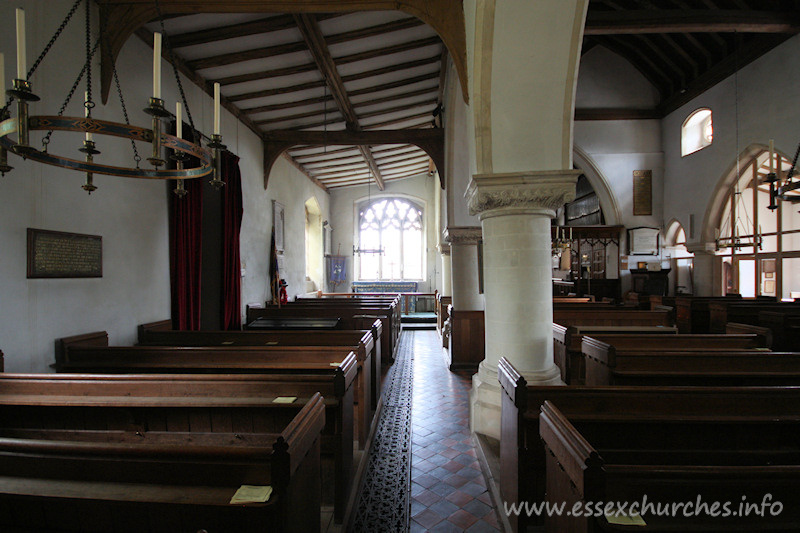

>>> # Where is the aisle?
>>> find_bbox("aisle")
[349,329,501,532]
[409,330,501,532]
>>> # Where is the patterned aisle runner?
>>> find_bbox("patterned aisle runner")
[350,330,415,532]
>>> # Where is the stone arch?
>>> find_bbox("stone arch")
[572,145,622,226]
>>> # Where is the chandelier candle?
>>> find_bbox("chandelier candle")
[153,32,161,100]
[16,8,25,80]
[213,82,220,135]
[84,92,92,142]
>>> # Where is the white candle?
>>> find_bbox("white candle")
[0,53,5,95]
[213,82,220,135]
[175,101,182,138]
[16,8,26,80]
[769,139,774,174]
[152,32,161,99]
[84,91,92,142]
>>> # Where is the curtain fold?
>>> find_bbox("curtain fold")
[169,124,203,331]
[221,151,243,330]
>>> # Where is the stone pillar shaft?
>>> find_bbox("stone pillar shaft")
[466,170,579,439]
[444,227,483,311]
[686,243,718,296]
[438,244,452,297]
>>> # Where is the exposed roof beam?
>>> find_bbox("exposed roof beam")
[188,40,307,71]
[168,14,335,48]
[584,10,800,34]
[217,63,318,86]
[358,100,438,120]
[293,13,385,190]
[248,95,335,116]
[264,128,443,145]
[228,80,327,102]
[659,33,792,115]
[324,17,425,45]
[363,112,434,129]
[255,108,343,128]
[134,28,263,138]
[348,72,440,98]
[335,36,441,65]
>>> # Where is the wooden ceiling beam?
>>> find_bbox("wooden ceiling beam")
[246,95,335,116]
[228,80,327,103]
[217,63,318,86]
[325,17,425,45]
[341,56,441,84]
[264,130,442,145]
[255,108,342,128]
[362,112,434,129]
[187,40,308,71]
[584,10,800,34]
[168,14,335,48]
[358,100,438,120]
[293,13,385,189]
[335,36,441,65]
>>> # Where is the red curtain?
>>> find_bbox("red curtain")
[221,151,243,329]
[169,126,203,331]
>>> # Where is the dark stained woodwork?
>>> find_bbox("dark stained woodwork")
[262,129,444,190]
[325,16,425,45]
[247,95,337,116]
[168,14,330,48]
[347,72,440,99]
[97,0,469,107]
[573,107,662,120]
[446,309,485,372]
[187,40,309,71]
[228,80,328,103]
[335,36,442,65]
[217,63,319,86]
[362,112,433,129]
[585,9,800,35]
[293,13,386,190]
[342,56,441,84]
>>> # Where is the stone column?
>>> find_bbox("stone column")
[437,243,452,297]
[466,170,579,439]
[444,227,484,311]
[686,243,719,296]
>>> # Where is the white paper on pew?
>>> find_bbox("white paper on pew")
[604,507,646,526]
[230,485,273,504]
[272,396,297,404]
[330,362,342,366]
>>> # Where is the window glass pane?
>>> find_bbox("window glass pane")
[382,227,402,280]
[783,203,800,251]
[738,259,756,298]
[783,258,800,300]
[403,229,422,279]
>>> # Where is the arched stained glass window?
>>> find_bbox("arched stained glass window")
[358,198,424,280]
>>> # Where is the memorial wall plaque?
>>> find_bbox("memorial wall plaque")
[27,228,102,278]
[633,170,652,216]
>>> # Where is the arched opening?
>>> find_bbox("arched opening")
[664,219,693,295]
[681,108,713,156]
[304,197,323,294]
[356,196,424,281]
[714,150,800,299]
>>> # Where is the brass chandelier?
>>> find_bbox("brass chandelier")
[0,0,225,195]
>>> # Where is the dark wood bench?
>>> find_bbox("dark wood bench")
[581,336,800,386]
[498,356,800,533]
[553,308,671,328]
[247,304,399,364]
[552,324,678,384]
[760,310,800,351]
[54,334,359,523]
[0,374,327,533]
[61,330,373,451]
[709,300,798,333]
[725,321,773,348]
[675,295,743,333]
[137,324,382,420]
[540,400,800,532]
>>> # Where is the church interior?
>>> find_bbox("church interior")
[1,0,800,531]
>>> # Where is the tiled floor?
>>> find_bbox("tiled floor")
[409,330,501,532]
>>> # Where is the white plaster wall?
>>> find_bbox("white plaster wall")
[0,0,322,370]
[328,175,438,292]
[576,47,660,108]
[662,34,800,245]
[250,157,330,302]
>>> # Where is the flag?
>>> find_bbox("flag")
[269,226,281,306]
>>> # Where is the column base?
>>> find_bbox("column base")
[470,360,563,439]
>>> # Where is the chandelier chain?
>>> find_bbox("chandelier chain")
[41,37,101,150]
[84,0,93,114]
[153,0,197,140]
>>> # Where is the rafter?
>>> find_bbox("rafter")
[293,13,385,189]
[168,14,336,48]
[584,10,800,34]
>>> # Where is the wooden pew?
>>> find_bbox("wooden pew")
[675,295,742,333]
[540,401,800,532]
[247,304,399,365]
[708,299,798,333]
[54,334,359,523]
[581,336,800,387]
[0,374,326,533]
[725,321,773,348]
[498,357,800,533]
[553,308,671,327]
[552,324,678,384]
[136,325,382,430]
[436,294,452,338]
[760,310,800,351]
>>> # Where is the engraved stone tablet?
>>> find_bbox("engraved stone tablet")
[27,228,102,278]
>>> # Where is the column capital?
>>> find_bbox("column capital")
[466,169,581,218]
[443,226,483,245]
[437,243,451,255]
